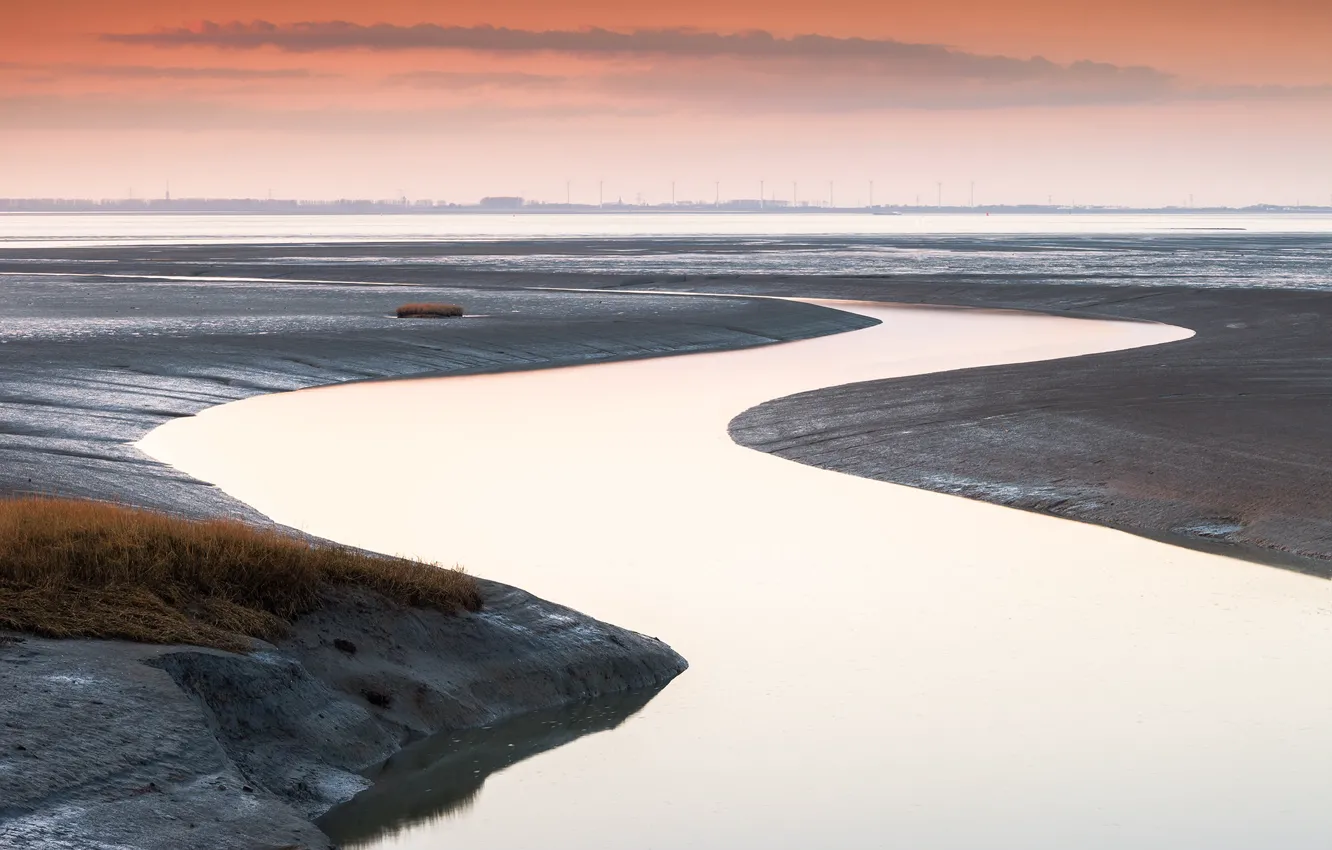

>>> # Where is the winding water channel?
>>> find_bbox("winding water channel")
[140,300,1332,849]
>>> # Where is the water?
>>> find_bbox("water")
[6,212,1332,290]
[137,301,1332,849]
[4,212,1332,249]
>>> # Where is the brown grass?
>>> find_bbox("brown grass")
[0,497,482,651]
[396,302,464,318]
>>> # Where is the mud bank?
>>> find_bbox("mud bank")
[0,271,867,848]
[0,273,871,516]
[702,279,1332,574]
[1,581,683,850]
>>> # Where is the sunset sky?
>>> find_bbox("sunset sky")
[2,1,1330,205]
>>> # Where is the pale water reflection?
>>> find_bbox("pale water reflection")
[7,211,1332,248]
[316,687,664,844]
[140,303,1332,849]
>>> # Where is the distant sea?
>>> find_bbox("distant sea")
[4,212,1332,290]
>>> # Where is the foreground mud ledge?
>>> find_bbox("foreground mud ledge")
[1,580,685,849]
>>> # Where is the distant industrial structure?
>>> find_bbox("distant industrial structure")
[478,196,525,210]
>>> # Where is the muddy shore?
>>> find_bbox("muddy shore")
[3,237,1331,846]
[0,266,870,848]
[0,272,870,516]
[711,278,1332,575]
[7,239,1321,573]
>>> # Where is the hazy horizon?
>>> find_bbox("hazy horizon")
[6,195,1332,209]
[3,2,1330,207]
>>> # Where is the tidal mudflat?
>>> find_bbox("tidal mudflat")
[0,273,860,849]
[7,222,1332,849]
[135,302,1332,849]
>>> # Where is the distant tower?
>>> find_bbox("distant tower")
[793,181,798,206]
[937,182,942,208]
[566,180,571,204]
[599,180,604,208]
[760,180,765,209]
[165,180,170,202]
[715,181,720,206]
[671,180,676,205]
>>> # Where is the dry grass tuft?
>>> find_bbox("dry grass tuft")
[0,497,482,651]
[396,302,464,319]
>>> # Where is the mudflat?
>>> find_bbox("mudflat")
[714,279,1332,574]
[0,270,870,513]
[8,239,1322,573]
[0,256,869,849]
[3,236,1330,847]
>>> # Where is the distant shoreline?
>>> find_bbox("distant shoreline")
[4,204,1332,215]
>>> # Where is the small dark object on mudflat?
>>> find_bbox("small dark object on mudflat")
[333,638,357,654]
[396,302,463,318]
[362,688,392,708]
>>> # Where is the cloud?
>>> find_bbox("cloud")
[0,95,645,133]
[105,21,1165,85]
[0,62,317,81]
[594,62,1171,112]
[1191,83,1332,101]
[385,70,566,90]
[8,23,1330,129]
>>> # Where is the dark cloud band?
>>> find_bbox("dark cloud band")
[0,62,314,80]
[104,21,1163,84]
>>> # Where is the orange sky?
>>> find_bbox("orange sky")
[2,1,1330,204]
[8,0,1332,81]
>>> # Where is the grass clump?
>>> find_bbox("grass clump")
[0,497,482,651]
[396,302,464,319]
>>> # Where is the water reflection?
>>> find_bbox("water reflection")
[320,688,663,846]
[7,211,1332,249]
